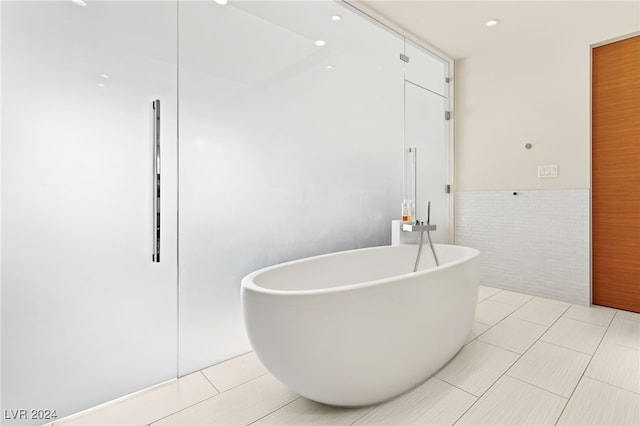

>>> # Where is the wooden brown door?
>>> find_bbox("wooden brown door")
[592,35,640,313]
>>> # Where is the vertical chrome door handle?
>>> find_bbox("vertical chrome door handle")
[152,100,161,262]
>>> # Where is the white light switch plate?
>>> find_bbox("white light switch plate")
[538,164,559,178]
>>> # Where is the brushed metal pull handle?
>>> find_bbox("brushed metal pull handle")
[152,99,161,263]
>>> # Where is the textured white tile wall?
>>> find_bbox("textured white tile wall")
[455,190,590,305]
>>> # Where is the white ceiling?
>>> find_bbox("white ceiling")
[355,1,639,59]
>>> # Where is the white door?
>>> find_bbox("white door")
[1,1,177,422]
[404,81,450,242]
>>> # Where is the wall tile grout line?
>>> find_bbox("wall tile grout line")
[457,190,591,306]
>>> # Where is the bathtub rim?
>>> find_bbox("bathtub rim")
[241,243,479,297]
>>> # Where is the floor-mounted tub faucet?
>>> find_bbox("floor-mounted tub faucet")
[401,201,440,271]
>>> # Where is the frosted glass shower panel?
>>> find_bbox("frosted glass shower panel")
[404,82,449,243]
[405,41,448,98]
[1,1,178,422]
[178,1,404,374]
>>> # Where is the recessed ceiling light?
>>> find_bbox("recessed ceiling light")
[97,83,105,87]
[72,0,87,6]
[214,0,228,5]
[100,74,109,79]
[326,65,334,69]
[315,40,326,47]
[331,15,341,21]
[486,19,499,27]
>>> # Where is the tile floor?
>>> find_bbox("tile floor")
[53,286,640,426]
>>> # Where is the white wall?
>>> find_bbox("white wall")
[454,2,639,303]
[456,2,640,191]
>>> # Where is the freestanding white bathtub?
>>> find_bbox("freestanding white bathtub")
[241,244,480,406]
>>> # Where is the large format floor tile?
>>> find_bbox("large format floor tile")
[615,309,640,322]
[510,299,569,326]
[201,352,268,392]
[533,296,571,307]
[48,287,640,426]
[465,322,491,344]
[506,341,590,398]
[57,372,218,426]
[152,374,298,425]
[477,286,501,302]
[477,316,547,354]
[475,300,518,326]
[435,340,519,397]
[562,304,615,327]
[487,290,533,307]
[353,378,476,426]
[585,341,640,393]
[603,317,640,349]
[254,398,370,425]
[540,317,607,355]
[557,377,640,425]
[456,376,566,426]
